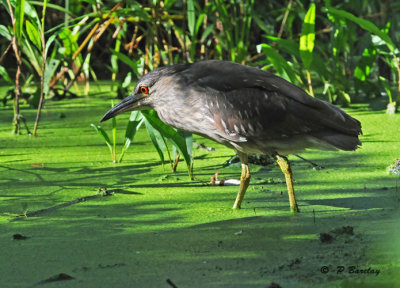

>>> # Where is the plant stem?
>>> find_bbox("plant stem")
[0,42,12,64]
[278,0,293,38]
[172,152,180,172]
[33,0,48,136]
[13,55,21,134]
[393,54,400,107]
[7,0,21,134]
[183,0,189,62]
[306,69,314,97]
[112,114,117,163]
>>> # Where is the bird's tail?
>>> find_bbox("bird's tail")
[311,130,362,151]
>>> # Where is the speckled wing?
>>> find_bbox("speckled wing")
[184,60,361,151]
[200,86,318,142]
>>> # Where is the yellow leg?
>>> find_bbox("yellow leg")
[233,152,251,209]
[275,154,300,213]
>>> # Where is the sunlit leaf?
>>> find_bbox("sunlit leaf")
[29,1,73,16]
[82,52,91,80]
[45,33,57,58]
[300,3,316,69]
[354,46,377,82]
[23,0,41,28]
[259,43,297,83]
[43,57,61,96]
[25,20,41,50]
[15,0,26,44]
[194,13,205,36]
[59,28,78,57]
[187,0,195,36]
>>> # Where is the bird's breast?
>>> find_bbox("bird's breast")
[156,98,214,135]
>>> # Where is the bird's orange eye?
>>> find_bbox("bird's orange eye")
[140,86,149,94]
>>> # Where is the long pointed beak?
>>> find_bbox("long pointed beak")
[100,96,138,122]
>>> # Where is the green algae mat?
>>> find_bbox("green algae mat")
[0,87,399,287]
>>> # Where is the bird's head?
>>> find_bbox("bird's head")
[100,72,159,122]
[100,64,190,123]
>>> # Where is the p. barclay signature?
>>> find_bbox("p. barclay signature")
[320,265,380,276]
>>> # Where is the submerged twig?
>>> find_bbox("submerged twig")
[11,192,112,221]
[294,154,325,170]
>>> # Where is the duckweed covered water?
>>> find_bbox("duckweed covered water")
[0,85,399,287]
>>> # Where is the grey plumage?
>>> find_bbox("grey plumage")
[127,60,361,153]
[101,60,362,211]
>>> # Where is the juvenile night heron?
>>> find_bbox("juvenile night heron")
[101,60,362,212]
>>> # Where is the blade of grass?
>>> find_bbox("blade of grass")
[91,124,113,156]
[15,0,25,45]
[144,117,167,166]
[178,129,193,175]
[118,111,144,163]
[29,1,74,16]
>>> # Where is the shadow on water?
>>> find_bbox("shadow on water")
[2,195,397,287]
[0,163,153,214]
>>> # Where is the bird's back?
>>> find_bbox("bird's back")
[153,60,362,154]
